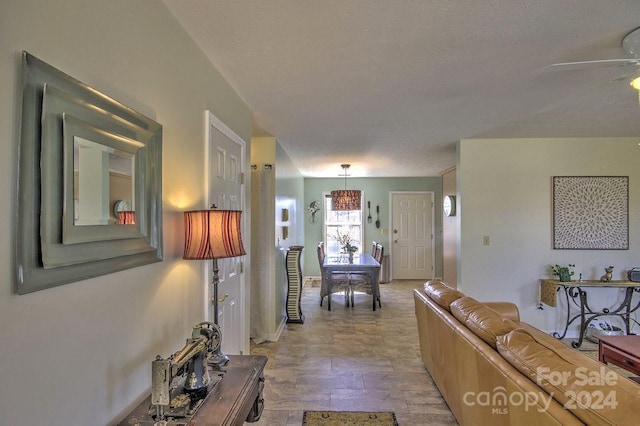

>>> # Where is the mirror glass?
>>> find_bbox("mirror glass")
[59,111,146,246]
[73,137,135,226]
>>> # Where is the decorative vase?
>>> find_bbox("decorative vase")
[348,252,354,263]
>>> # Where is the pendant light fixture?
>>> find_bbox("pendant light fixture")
[331,164,361,211]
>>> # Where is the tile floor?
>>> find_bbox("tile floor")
[247,280,458,425]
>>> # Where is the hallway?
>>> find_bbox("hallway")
[248,280,457,425]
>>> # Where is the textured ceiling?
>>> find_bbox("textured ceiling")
[163,1,640,177]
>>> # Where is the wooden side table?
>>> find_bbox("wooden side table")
[118,355,267,425]
[598,335,640,376]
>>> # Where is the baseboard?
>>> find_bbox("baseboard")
[266,316,287,342]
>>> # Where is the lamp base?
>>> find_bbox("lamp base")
[208,347,229,367]
[209,258,230,367]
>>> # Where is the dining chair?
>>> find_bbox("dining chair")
[370,240,378,256]
[349,244,383,309]
[317,242,351,310]
[374,243,383,263]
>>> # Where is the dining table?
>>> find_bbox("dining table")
[323,253,381,311]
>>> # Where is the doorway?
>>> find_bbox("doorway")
[390,192,434,280]
[206,110,247,355]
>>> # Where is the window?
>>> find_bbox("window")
[322,192,364,255]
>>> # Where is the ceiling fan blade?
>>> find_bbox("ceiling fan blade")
[538,27,640,74]
[543,58,640,72]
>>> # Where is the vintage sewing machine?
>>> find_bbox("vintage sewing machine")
[118,322,267,426]
[143,322,223,425]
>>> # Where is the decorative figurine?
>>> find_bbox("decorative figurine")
[600,266,614,282]
[308,201,319,223]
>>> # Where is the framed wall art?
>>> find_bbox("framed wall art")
[552,176,628,250]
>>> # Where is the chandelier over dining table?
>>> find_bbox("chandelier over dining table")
[331,164,361,211]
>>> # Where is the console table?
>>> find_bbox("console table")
[540,279,640,348]
[118,355,267,426]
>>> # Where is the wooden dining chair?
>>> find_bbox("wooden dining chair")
[317,242,351,310]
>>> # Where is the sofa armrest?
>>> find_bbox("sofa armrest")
[484,302,520,322]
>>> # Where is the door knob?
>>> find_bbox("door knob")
[393,229,398,234]
[217,294,229,303]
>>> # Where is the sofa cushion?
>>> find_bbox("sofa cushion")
[483,301,520,322]
[497,328,640,425]
[423,280,464,311]
[449,297,517,348]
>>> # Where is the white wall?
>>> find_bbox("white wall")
[441,167,458,286]
[458,137,640,335]
[249,137,305,341]
[250,137,278,342]
[0,1,252,425]
[275,140,305,331]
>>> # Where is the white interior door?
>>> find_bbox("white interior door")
[391,192,434,280]
[206,111,246,355]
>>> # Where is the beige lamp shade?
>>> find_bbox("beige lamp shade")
[183,210,246,260]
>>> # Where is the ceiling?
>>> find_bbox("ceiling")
[163,1,640,177]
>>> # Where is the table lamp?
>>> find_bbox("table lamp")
[116,210,136,224]
[183,208,246,366]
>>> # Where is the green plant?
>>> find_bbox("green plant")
[551,264,575,282]
[333,230,358,253]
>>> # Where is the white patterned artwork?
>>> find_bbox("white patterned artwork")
[553,176,628,250]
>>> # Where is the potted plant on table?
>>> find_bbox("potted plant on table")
[334,230,358,263]
[551,264,575,282]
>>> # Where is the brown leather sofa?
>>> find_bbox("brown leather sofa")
[414,280,640,425]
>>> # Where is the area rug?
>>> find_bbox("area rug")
[305,278,322,287]
[302,411,399,426]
